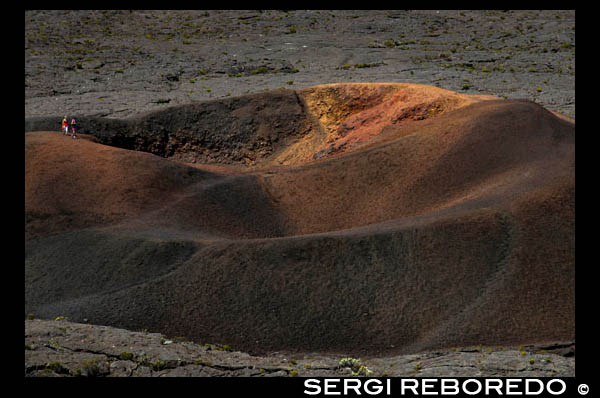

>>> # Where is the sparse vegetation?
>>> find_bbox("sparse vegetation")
[353,365,373,376]
[119,351,135,361]
[338,62,383,70]
[46,361,69,374]
[355,62,380,68]
[339,357,361,369]
[251,66,269,75]
[75,358,106,377]
[150,359,167,371]
[338,357,373,376]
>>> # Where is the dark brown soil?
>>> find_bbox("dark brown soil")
[25,86,574,359]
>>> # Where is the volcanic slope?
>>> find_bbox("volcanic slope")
[25,83,574,357]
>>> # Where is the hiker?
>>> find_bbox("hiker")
[70,117,77,139]
[62,116,69,135]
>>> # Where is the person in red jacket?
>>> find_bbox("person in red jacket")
[62,116,68,135]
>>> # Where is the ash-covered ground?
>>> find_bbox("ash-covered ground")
[25,10,574,120]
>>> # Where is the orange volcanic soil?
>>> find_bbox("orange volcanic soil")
[25,83,574,357]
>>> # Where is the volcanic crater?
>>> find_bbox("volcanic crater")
[25,83,574,357]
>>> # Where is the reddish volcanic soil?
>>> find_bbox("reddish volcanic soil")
[25,83,574,358]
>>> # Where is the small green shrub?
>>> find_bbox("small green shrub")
[352,365,373,377]
[119,352,134,361]
[151,359,167,371]
[46,361,68,373]
[354,63,378,69]
[76,358,105,377]
[251,66,269,75]
[339,357,361,369]
[338,357,374,376]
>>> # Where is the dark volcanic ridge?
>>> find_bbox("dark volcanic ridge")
[25,83,574,358]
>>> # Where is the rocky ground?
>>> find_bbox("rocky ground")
[25,10,575,121]
[25,318,574,377]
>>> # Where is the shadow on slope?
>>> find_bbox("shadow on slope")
[24,83,496,169]
[24,85,574,357]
